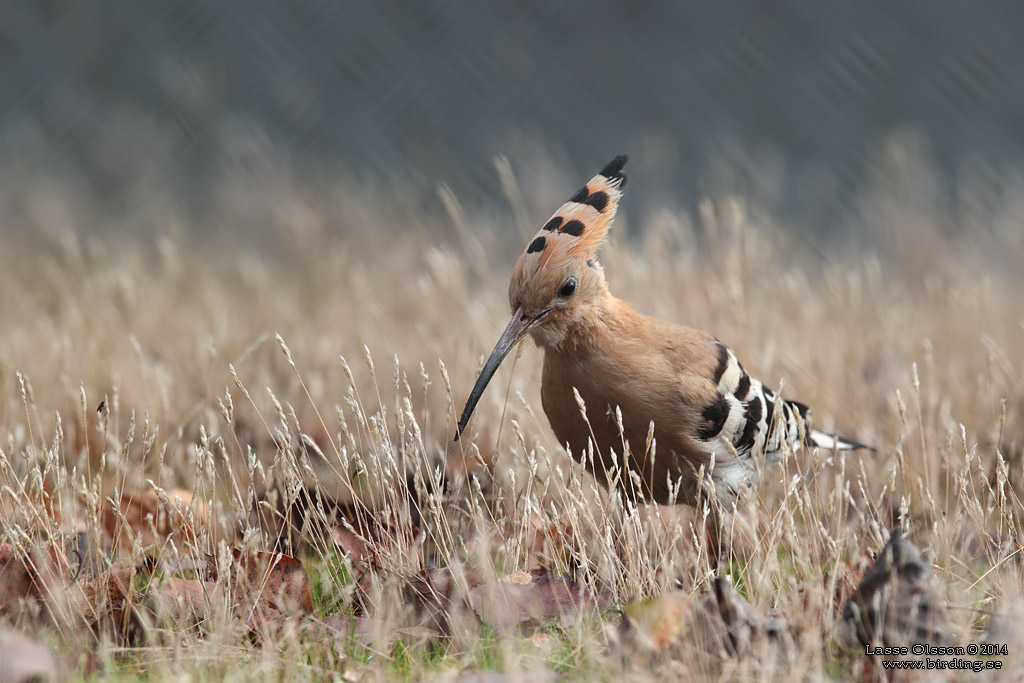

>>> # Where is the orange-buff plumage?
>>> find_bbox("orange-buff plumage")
[456,156,869,508]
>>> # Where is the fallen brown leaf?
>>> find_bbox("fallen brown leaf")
[74,563,143,645]
[329,512,421,589]
[469,570,605,631]
[413,562,487,604]
[0,542,71,619]
[199,549,313,636]
[403,564,604,634]
[233,549,313,615]
[622,591,693,649]
[148,576,215,625]
[331,524,371,580]
[0,544,38,617]
[102,488,206,553]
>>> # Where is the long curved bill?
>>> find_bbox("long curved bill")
[455,306,542,441]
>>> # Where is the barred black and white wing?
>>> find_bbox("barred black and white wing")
[697,341,870,464]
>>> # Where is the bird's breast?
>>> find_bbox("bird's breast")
[539,335,732,504]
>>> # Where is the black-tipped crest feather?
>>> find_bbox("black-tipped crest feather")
[599,155,628,188]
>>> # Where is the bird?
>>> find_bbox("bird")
[455,155,869,511]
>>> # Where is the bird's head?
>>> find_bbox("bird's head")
[456,155,627,440]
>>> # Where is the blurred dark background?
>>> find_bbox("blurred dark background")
[2,1,1024,240]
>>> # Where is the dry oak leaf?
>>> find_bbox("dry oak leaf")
[102,488,206,552]
[329,513,422,586]
[148,577,216,624]
[331,524,370,573]
[467,570,606,631]
[0,542,71,617]
[158,550,313,634]
[233,550,314,614]
[214,550,314,633]
[400,564,606,634]
[73,563,143,645]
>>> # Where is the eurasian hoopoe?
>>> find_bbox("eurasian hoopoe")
[456,156,869,508]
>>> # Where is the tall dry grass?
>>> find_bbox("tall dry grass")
[1,147,1023,680]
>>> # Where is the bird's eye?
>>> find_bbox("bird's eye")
[558,278,577,298]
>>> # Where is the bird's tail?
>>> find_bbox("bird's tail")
[809,429,875,452]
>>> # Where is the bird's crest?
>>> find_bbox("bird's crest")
[520,155,627,272]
